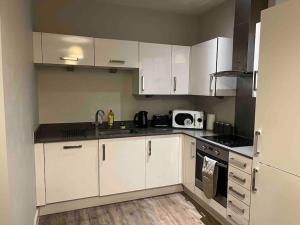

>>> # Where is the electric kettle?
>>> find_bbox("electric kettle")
[134,111,148,128]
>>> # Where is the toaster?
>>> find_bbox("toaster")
[151,114,171,127]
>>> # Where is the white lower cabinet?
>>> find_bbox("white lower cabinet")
[44,140,99,204]
[145,135,181,189]
[99,137,146,196]
[183,135,196,193]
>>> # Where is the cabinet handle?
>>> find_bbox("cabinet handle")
[253,130,261,156]
[141,76,145,92]
[252,168,259,192]
[253,70,258,91]
[173,77,177,92]
[229,186,245,199]
[148,140,152,156]
[60,56,79,61]
[102,144,106,161]
[227,214,243,225]
[230,158,247,169]
[109,59,125,64]
[228,201,245,215]
[229,172,246,184]
[63,145,82,150]
[209,75,214,93]
[191,142,195,159]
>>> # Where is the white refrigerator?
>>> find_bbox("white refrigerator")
[250,1,300,225]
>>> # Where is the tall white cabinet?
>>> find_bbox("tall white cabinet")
[190,37,236,96]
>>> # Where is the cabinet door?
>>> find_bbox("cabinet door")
[146,135,181,189]
[33,32,42,63]
[99,137,146,196]
[139,42,172,95]
[95,38,138,68]
[171,45,190,95]
[183,136,196,193]
[42,33,94,66]
[250,163,300,225]
[44,141,98,204]
[190,39,218,96]
[252,23,261,98]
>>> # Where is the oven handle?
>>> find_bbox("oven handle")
[196,152,228,169]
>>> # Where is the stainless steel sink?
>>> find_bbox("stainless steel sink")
[97,129,139,136]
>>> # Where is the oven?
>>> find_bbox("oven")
[195,139,229,208]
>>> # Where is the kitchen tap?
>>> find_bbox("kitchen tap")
[95,109,105,127]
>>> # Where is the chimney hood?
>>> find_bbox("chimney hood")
[211,0,268,78]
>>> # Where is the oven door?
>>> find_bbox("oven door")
[195,150,228,207]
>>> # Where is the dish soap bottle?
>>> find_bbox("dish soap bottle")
[107,109,115,128]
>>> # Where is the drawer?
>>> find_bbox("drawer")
[228,180,251,206]
[227,194,250,222]
[228,166,252,190]
[227,208,249,225]
[229,152,252,174]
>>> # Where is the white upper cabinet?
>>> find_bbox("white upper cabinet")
[139,42,172,95]
[42,33,94,66]
[95,38,139,68]
[171,45,190,95]
[190,37,236,96]
[33,32,42,63]
[252,23,261,98]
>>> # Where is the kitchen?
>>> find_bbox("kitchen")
[0,0,299,225]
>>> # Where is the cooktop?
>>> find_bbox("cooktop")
[202,135,253,148]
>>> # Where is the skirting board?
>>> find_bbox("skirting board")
[39,185,183,216]
[34,209,39,225]
[183,187,231,225]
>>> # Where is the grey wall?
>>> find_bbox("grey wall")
[0,0,38,225]
[34,0,236,124]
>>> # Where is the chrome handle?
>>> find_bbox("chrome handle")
[229,172,246,184]
[253,71,258,91]
[60,56,79,61]
[254,130,261,156]
[191,142,195,159]
[141,76,145,92]
[229,186,245,199]
[230,158,247,169]
[228,201,245,215]
[227,215,243,225]
[63,145,82,150]
[252,168,259,192]
[109,59,125,64]
[148,140,152,156]
[209,75,214,93]
[173,77,177,92]
[102,144,106,161]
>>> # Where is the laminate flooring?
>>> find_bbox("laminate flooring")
[39,193,221,225]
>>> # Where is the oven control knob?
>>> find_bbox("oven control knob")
[214,150,220,155]
[201,145,207,150]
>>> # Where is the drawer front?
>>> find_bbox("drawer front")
[227,208,249,225]
[42,33,94,66]
[227,194,250,222]
[228,180,251,206]
[228,166,252,190]
[229,152,252,174]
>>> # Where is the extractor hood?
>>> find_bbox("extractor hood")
[211,0,268,78]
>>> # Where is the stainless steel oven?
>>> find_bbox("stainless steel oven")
[195,139,229,207]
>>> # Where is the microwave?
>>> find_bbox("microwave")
[172,110,204,129]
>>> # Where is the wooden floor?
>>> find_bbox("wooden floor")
[39,193,221,225]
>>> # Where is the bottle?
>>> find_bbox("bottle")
[107,109,114,128]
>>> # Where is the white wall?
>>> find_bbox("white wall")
[0,0,38,225]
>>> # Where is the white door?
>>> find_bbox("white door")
[99,137,146,196]
[190,38,217,96]
[44,141,98,203]
[95,38,138,68]
[183,135,196,193]
[42,33,94,66]
[146,135,181,189]
[250,163,300,225]
[171,45,190,95]
[254,0,300,176]
[139,42,172,95]
[252,23,261,98]
[33,32,42,63]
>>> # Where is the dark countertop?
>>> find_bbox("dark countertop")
[35,122,254,158]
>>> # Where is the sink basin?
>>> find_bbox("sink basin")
[97,129,139,136]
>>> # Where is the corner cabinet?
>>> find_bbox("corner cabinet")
[99,137,146,196]
[190,37,236,96]
[183,135,196,193]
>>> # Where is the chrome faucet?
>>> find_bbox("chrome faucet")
[95,109,105,127]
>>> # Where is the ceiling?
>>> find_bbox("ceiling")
[97,0,230,15]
